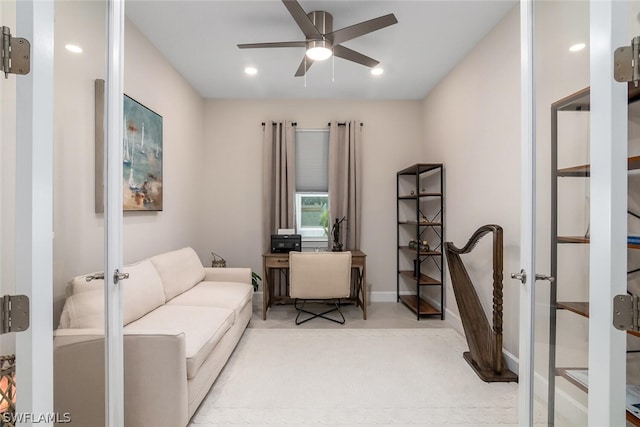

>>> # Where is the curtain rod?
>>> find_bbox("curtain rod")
[260,122,363,126]
[261,122,297,126]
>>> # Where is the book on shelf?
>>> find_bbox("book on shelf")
[628,385,640,420]
[563,371,640,420]
[629,236,640,245]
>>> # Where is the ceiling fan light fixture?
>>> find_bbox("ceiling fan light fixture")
[371,68,384,76]
[306,40,332,61]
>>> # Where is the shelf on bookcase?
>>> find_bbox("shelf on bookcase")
[398,295,441,316]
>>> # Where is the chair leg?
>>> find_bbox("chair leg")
[294,299,346,325]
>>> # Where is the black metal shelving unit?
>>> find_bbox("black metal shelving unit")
[549,84,640,426]
[396,163,445,320]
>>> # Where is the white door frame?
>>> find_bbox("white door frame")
[15,0,54,421]
[104,0,125,425]
[588,0,626,425]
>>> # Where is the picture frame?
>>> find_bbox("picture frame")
[95,79,163,212]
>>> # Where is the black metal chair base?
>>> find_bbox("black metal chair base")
[294,299,346,325]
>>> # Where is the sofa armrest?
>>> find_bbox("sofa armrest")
[203,267,251,285]
[54,328,188,427]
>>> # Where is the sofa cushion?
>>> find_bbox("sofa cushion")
[124,305,234,379]
[149,247,205,301]
[166,281,253,321]
[59,260,166,328]
[66,270,103,297]
[59,289,104,329]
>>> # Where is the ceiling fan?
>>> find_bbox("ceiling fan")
[237,0,398,77]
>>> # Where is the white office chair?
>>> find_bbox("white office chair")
[289,251,352,325]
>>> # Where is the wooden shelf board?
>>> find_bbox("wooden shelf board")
[397,163,443,175]
[398,193,442,199]
[557,236,640,249]
[557,301,588,318]
[554,83,640,110]
[553,87,591,111]
[398,246,441,256]
[557,236,590,244]
[556,302,640,337]
[398,221,442,226]
[399,271,441,285]
[555,367,588,393]
[398,295,441,316]
[557,155,640,177]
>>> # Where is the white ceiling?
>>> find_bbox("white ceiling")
[126,0,516,100]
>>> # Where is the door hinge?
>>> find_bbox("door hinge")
[615,36,640,86]
[0,295,29,334]
[1,26,30,79]
[613,294,640,332]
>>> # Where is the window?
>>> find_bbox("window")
[295,130,329,242]
[295,193,328,239]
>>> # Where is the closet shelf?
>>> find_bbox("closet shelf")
[557,302,640,337]
[557,236,640,249]
[555,367,640,425]
[557,155,640,177]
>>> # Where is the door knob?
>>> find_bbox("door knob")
[511,269,527,284]
[535,274,555,283]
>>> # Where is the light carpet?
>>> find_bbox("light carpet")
[189,328,518,426]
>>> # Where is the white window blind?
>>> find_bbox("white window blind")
[295,130,329,192]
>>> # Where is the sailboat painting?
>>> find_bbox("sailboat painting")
[123,95,163,211]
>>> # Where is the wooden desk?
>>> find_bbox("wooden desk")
[262,250,367,320]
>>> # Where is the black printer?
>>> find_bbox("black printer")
[270,234,302,253]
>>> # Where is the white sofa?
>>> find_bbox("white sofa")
[53,247,252,427]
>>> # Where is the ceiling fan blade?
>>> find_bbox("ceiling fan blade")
[282,0,322,39]
[328,14,398,45]
[294,56,314,77]
[238,41,306,49]
[333,45,379,68]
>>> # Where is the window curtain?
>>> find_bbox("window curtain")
[262,121,296,251]
[328,121,362,250]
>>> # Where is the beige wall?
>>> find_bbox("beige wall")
[421,7,521,355]
[202,99,423,299]
[52,2,205,323]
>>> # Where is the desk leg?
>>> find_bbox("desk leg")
[262,264,269,320]
[361,264,367,320]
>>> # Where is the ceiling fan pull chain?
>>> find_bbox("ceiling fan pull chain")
[332,49,335,83]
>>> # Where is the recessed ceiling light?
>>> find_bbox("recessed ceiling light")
[371,68,384,76]
[569,43,586,52]
[65,44,83,54]
[244,67,258,75]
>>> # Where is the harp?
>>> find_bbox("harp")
[444,224,517,382]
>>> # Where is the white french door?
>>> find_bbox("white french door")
[518,0,629,425]
[104,0,125,425]
[0,0,54,423]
